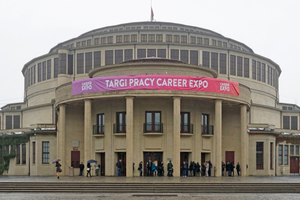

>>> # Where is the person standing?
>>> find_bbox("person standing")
[208,161,212,177]
[205,161,209,177]
[236,162,241,176]
[95,162,100,176]
[79,162,84,176]
[167,160,173,177]
[182,161,187,177]
[222,161,225,176]
[147,159,152,176]
[116,159,122,176]
[138,161,143,176]
[55,162,62,179]
[196,162,201,177]
[86,162,92,177]
[152,161,158,176]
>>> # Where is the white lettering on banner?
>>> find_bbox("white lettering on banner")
[82,81,92,91]
[220,82,230,91]
[189,80,208,88]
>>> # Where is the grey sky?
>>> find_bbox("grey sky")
[0,0,299,108]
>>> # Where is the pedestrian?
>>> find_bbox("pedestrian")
[138,161,143,176]
[228,162,233,176]
[79,162,84,176]
[189,161,193,176]
[147,159,152,176]
[201,162,206,176]
[208,161,212,176]
[160,162,164,176]
[236,162,241,176]
[193,161,197,176]
[167,160,173,177]
[205,161,209,177]
[226,162,229,176]
[182,161,187,177]
[86,162,92,177]
[95,161,100,176]
[222,161,225,176]
[116,159,122,176]
[152,161,158,176]
[196,162,201,177]
[55,162,62,179]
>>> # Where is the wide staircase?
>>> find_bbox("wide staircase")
[0,182,300,193]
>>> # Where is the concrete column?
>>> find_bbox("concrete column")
[173,97,181,177]
[214,100,222,177]
[126,97,134,177]
[84,100,92,166]
[57,104,66,175]
[240,104,248,176]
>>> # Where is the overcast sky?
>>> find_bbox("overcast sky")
[0,0,299,108]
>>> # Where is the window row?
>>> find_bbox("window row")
[0,115,21,130]
[283,116,298,130]
[278,144,300,165]
[95,112,212,135]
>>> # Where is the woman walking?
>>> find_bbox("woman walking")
[55,162,62,179]
[138,161,143,176]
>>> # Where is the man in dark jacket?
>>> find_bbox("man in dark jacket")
[167,160,173,177]
[116,159,122,176]
[79,162,84,176]
[222,161,225,176]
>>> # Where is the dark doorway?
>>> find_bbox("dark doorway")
[117,152,126,176]
[290,157,299,175]
[225,151,235,165]
[143,152,163,176]
[180,152,189,175]
[100,153,105,176]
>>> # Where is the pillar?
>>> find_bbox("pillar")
[84,99,92,166]
[126,96,134,177]
[57,104,66,175]
[214,100,222,177]
[173,97,181,177]
[240,104,248,176]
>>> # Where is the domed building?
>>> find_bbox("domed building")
[1,21,299,177]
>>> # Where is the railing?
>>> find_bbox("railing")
[93,125,105,135]
[113,123,126,133]
[180,124,193,134]
[202,125,214,135]
[143,123,163,133]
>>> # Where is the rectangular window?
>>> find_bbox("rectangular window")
[283,116,290,129]
[97,113,105,134]
[94,51,101,68]
[223,42,227,47]
[141,34,147,42]
[76,42,81,47]
[148,34,155,42]
[124,35,130,43]
[115,50,123,64]
[171,49,179,60]
[166,34,172,42]
[262,63,266,82]
[116,35,122,43]
[181,35,187,43]
[202,114,209,134]
[105,50,113,65]
[22,144,26,164]
[42,61,46,81]
[256,142,263,169]
[101,37,106,44]
[230,55,236,75]
[156,34,163,42]
[38,63,42,82]
[237,56,243,77]
[219,53,227,74]
[180,112,190,133]
[296,145,299,155]
[270,142,273,170]
[204,38,209,45]
[157,49,166,58]
[87,39,91,46]
[77,53,84,74]
[257,61,261,81]
[54,58,58,78]
[252,60,256,80]
[33,65,36,84]
[71,151,80,168]
[145,111,161,132]
[190,50,198,65]
[116,112,126,133]
[6,115,12,130]
[32,142,36,164]
[190,36,196,44]
[94,38,99,45]
[42,141,49,164]
[211,52,218,72]
[244,58,249,78]
[284,145,288,165]
[218,41,222,47]
[279,145,283,165]
[47,59,51,80]
[16,144,20,164]
[85,52,92,73]
[107,36,113,44]
[291,116,298,130]
[212,39,216,46]
[137,49,146,59]
[131,34,137,42]
[202,51,210,68]
[68,55,73,75]
[197,37,202,44]
[147,49,156,57]
[124,49,133,61]
[58,54,66,74]
[13,115,20,129]
[174,35,180,43]
[290,145,294,155]
[82,41,86,47]
[180,50,188,63]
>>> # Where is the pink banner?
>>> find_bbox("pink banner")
[72,75,239,96]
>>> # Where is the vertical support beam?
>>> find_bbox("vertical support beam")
[126,96,134,177]
[240,104,248,176]
[57,104,66,175]
[173,97,181,177]
[214,100,222,177]
[84,100,92,167]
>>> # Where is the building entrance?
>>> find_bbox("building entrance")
[290,157,299,175]
[180,152,189,176]
[117,152,126,176]
[143,152,163,176]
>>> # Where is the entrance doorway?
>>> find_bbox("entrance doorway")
[143,152,163,176]
[290,157,299,175]
[117,152,126,176]
[100,153,105,176]
[225,151,235,165]
[180,152,189,175]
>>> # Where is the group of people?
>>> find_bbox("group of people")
[182,161,203,177]
[222,161,240,176]
[79,161,101,177]
[144,159,165,176]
